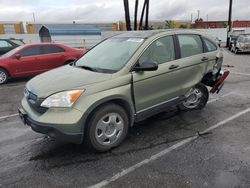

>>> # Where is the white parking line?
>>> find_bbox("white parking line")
[207,92,234,104]
[231,72,250,77]
[88,108,250,188]
[0,113,19,120]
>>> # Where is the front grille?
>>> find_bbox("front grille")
[25,89,48,114]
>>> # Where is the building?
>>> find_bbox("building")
[232,20,250,28]
[0,21,24,34]
[26,22,116,34]
[192,20,250,29]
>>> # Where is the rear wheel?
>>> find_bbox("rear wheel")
[178,83,209,110]
[85,104,129,152]
[0,68,8,85]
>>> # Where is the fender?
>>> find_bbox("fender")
[84,95,135,127]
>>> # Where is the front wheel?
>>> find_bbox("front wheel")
[178,83,209,111]
[0,68,8,85]
[85,104,129,152]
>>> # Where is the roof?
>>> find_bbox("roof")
[113,30,166,39]
[39,24,101,36]
[113,29,204,39]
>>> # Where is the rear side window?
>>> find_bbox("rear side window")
[0,41,12,48]
[178,35,203,58]
[41,45,65,55]
[203,38,217,52]
[139,36,175,65]
[20,46,41,57]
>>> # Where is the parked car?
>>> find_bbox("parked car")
[228,29,245,50]
[0,43,86,84]
[231,34,250,54]
[0,38,25,56]
[19,30,229,152]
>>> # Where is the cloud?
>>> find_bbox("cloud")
[0,0,249,23]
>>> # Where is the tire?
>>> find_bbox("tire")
[85,104,129,152]
[234,48,238,54]
[0,68,8,85]
[178,83,209,111]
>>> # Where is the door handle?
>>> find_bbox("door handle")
[169,64,179,70]
[201,57,209,61]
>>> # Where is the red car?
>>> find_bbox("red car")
[0,43,86,84]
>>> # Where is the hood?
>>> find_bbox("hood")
[26,65,112,98]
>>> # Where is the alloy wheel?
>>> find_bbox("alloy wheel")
[0,70,7,84]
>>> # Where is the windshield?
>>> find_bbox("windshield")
[10,39,25,46]
[243,35,250,42]
[75,37,144,73]
[0,46,23,58]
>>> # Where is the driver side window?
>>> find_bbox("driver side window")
[139,36,175,65]
[20,46,41,57]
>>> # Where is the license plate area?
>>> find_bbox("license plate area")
[18,108,27,125]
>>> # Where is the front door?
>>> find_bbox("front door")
[11,46,42,77]
[132,35,182,119]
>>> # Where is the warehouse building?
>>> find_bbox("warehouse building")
[26,22,116,34]
[0,22,24,34]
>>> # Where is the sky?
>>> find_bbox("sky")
[0,0,249,23]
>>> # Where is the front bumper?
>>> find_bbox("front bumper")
[18,99,85,144]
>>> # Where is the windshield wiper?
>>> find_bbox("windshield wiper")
[78,65,99,72]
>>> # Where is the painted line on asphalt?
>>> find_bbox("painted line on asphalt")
[207,92,234,104]
[88,108,250,188]
[231,72,250,77]
[0,84,25,89]
[0,113,19,120]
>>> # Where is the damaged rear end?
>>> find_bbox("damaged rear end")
[202,51,230,94]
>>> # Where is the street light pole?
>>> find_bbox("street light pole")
[226,0,233,47]
[32,12,36,23]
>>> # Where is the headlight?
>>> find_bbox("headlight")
[41,90,84,108]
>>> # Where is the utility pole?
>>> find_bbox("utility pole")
[139,0,147,30]
[123,0,131,31]
[32,12,36,23]
[145,0,149,30]
[206,14,209,28]
[134,0,138,30]
[226,0,233,47]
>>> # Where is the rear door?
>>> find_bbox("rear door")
[175,34,208,93]
[36,45,66,71]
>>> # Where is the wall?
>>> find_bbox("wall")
[1,28,250,48]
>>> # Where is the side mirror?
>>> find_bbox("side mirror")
[15,54,21,59]
[133,61,158,72]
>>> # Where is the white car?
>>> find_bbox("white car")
[231,34,250,54]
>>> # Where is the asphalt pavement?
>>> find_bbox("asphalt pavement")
[0,49,250,188]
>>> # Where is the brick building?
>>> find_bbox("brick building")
[192,20,250,29]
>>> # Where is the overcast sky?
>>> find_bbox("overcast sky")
[0,0,249,23]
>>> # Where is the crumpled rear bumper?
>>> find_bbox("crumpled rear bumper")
[210,70,230,94]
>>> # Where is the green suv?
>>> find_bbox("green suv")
[19,30,229,152]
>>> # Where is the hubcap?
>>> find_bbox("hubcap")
[0,71,7,84]
[95,113,124,146]
[182,88,202,109]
